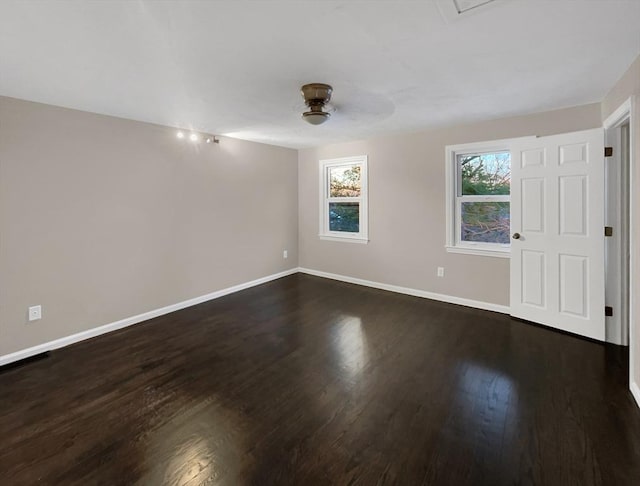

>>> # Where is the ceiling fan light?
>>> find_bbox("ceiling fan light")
[300,83,333,125]
[302,111,330,125]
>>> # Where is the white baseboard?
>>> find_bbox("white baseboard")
[1,266,510,367]
[0,268,298,367]
[631,381,640,409]
[298,267,510,314]
[6,265,634,406]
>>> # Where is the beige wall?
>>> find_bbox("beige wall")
[0,96,298,356]
[602,55,640,121]
[298,103,602,306]
[2,57,635,365]
[601,54,640,388]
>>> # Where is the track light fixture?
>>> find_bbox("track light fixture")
[175,130,219,144]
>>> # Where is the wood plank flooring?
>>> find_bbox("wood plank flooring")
[1,273,639,485]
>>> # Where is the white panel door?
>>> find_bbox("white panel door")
[510,128,605,340]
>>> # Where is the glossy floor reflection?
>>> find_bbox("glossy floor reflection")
[1,273,639,485]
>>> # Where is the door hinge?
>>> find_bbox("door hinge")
[604,226,613,237]
[605,306,613,317]
[604,147,613,157]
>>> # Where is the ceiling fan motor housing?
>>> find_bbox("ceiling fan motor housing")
[301,83,332,124]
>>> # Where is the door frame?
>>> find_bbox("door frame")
[604,103,631,346]
[603,96,638,405]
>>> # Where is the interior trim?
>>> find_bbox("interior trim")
[631,381,640,408]
[0,266,522,369]
[298,267,510,314]
[0,268,298,367]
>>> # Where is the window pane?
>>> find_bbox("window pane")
[329,202,359,232]
[461,201,510,244]
[330,165,361,197]
[458,152,510,195]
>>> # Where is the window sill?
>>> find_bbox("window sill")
[445,245,510,258]
[319,234,369,244]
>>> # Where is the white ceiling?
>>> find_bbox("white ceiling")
[1,0,638,149]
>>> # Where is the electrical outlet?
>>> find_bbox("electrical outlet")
[283,250,288,259]
[437,267,445,277]
[28,305,42,321]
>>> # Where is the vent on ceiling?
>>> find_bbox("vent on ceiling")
[436,0,502,23]
[453,0,496,14]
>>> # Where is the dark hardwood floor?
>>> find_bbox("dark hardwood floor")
[1,274,639,485]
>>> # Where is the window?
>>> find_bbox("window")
[445,140,512,257]
[319,156,368,243]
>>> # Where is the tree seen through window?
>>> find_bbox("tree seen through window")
[458,152,510,244]
[329,165,361,231]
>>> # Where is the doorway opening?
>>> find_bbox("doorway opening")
[604,104,632,346]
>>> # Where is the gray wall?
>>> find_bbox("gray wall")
[601,54,640,387]
[298,103,602,306]
[0,96,298,356]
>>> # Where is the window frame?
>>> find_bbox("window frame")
[319,155,369,244]
[445,138,521,258]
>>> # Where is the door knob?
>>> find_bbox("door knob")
[512,232,521,240]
